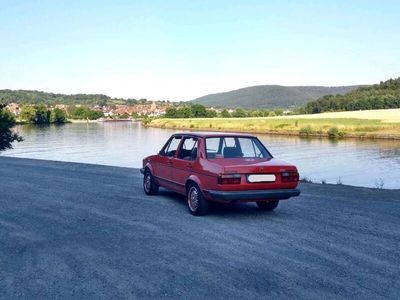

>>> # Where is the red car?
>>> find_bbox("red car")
[141,132,300,216]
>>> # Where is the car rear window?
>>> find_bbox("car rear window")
[205,137,271,159]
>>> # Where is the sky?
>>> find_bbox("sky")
[1,0,399,101]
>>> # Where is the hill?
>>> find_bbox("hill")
[0,89,159,106]
[303,78,400,113]
[190,85,362,109]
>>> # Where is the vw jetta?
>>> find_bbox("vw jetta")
[141,133,300,216]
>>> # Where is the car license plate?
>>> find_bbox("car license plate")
[247,174,276,183]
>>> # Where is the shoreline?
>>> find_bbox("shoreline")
[146,111,400,140]
[16,119,136,125]
[147,122,400,140]
[1,155,398,190]
[147,109,400,140]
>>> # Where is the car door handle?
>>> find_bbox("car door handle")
[186,163,193,168]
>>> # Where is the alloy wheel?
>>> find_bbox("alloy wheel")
[188,186,199,212]
[144,173,152,193]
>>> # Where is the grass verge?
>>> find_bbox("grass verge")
[147,109,400,140]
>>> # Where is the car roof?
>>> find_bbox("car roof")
[172,132,256,138]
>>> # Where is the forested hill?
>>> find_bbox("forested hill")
[303,78,400,113]
[0,90,154,106]
[190,85,362,109]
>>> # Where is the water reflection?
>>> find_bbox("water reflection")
[2,122,400,189]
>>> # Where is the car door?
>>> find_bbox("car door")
[171,136,198,194]
[156,135,182,190]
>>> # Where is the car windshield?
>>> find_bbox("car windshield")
[205,137,271,159]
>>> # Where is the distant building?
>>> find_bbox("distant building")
[6,103,20,116]
[54,104,67,111]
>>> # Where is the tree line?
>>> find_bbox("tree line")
[18,104,105,124]
[302,78,400,114]
[164,104,284,118]
[0,89,171,106]
[19,104,67,124]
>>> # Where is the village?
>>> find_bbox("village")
[4,100,236,121]
[5,101,169,120]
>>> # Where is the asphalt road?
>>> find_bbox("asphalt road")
[0,157,399,299]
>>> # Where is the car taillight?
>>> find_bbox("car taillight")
[281,171,299,182]
[218,174,241,184]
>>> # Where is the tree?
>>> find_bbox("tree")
[34,104,50,124]
[262,109,270,117]
[250,110,264,117]
[232,108,247,118]
[191,104,208,117]
[220,109,231,118]
[0,104,22,151]
[20,105,36,123]
[165,107,177,118]
[50,108,66,123]
[68,106,103,120]
[274,108,284,116]
[206,109,217,118]
[176,106,193,118]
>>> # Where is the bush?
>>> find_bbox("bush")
[142,117,152,126]
[299,125,313,136]
[327,126,345,139]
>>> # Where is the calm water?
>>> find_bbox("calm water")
[2,122,400,189]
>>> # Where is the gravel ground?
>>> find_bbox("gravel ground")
[0,156,399,299]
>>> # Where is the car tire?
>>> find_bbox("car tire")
[256,200,279,211]
[187,183,209,216]
[143,170,159,195]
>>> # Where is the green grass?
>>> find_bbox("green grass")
[148,113,400,139]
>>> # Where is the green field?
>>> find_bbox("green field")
[148,109,400,139]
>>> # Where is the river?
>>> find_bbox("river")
[2,122,400,189]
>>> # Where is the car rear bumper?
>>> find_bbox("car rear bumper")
[207,188,301,202]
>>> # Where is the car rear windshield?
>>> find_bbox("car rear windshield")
[205,137,271,159]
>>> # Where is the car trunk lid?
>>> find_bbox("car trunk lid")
[220,158,296,174]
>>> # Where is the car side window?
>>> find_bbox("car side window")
[178,137,198,160]
[239,138,261,157]
[163,136,182,157]
[205,137,220,158]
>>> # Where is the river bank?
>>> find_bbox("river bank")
[15,119,136,125]
[148,108,400,140]
[0,156,399,298]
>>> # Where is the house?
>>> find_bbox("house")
[6,103,20,116]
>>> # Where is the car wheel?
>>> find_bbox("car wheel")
[187,183,208,216]
[143,170,159,195]
[256,200,279,211]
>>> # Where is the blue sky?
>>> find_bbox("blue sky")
[1,0,399,101]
